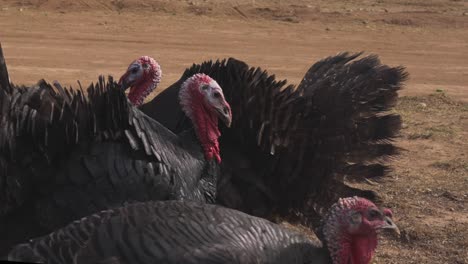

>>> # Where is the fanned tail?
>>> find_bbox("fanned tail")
[286,52,408,223]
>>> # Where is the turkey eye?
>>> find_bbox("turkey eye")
[201,85,209,90]
[131,68,139,74]
[213,92,221,98]
[369,210,381,219]
[350,212,362,224]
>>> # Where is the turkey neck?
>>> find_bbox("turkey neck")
[320,209,379,264]
[128,72,159,106]
[192,102,221,163]
[180,85,222,164]
[349,234,377,264]
[323,231,378,264]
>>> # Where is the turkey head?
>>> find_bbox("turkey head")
[179,73,232,163]
[118,56,162,106]
[320,197,399,264]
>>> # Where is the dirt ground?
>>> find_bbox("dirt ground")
[0,0,467,263]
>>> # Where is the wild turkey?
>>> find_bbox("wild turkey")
[0,43,231,254]
[7,196,400,264]
[122,53,409,225]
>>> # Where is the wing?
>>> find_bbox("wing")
[4,76,209,202]
[0,80,67,216]
[140,54,408,226]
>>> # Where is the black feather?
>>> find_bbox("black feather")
[140,53,408,224]
[0,62,219,255]
[8,201,327,264]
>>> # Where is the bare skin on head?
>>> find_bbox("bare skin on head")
[179,73,232,163]
[321,197,400,264]
[119,56,231,163]
[118,56,162,106]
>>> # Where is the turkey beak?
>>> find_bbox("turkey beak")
[118,73,131,91]
[379,216,400,236]
[217,105,232,128]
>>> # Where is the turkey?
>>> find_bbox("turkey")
[0,43,231,254]
[7,196,400,264]
[122,53,409,225]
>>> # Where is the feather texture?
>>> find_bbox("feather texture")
[8,200,327,264]
[8,197,396,264]
[0,48,219,254]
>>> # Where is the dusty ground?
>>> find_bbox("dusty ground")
[0,0,467,263]
[371,93,468,263]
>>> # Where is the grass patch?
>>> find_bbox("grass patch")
[397,93,467,141]
[407,131,432,139]
[405,125,455,140]
[427,125,455,136]
[431,161,452,170]
[430,159,468,172]
[397,92,466,113]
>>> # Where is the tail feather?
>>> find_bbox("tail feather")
[297,52,363,94]
[292,53,408,216]
[354,114,402,141]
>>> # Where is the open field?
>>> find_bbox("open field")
[0,0,467,263]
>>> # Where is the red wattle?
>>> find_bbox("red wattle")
[348,235,377,264]
[188,84,222,163]
[128,78,154,106]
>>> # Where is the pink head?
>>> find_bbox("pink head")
[118,56,162,106]
[321,197,399,264]
[179,73,232,163]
